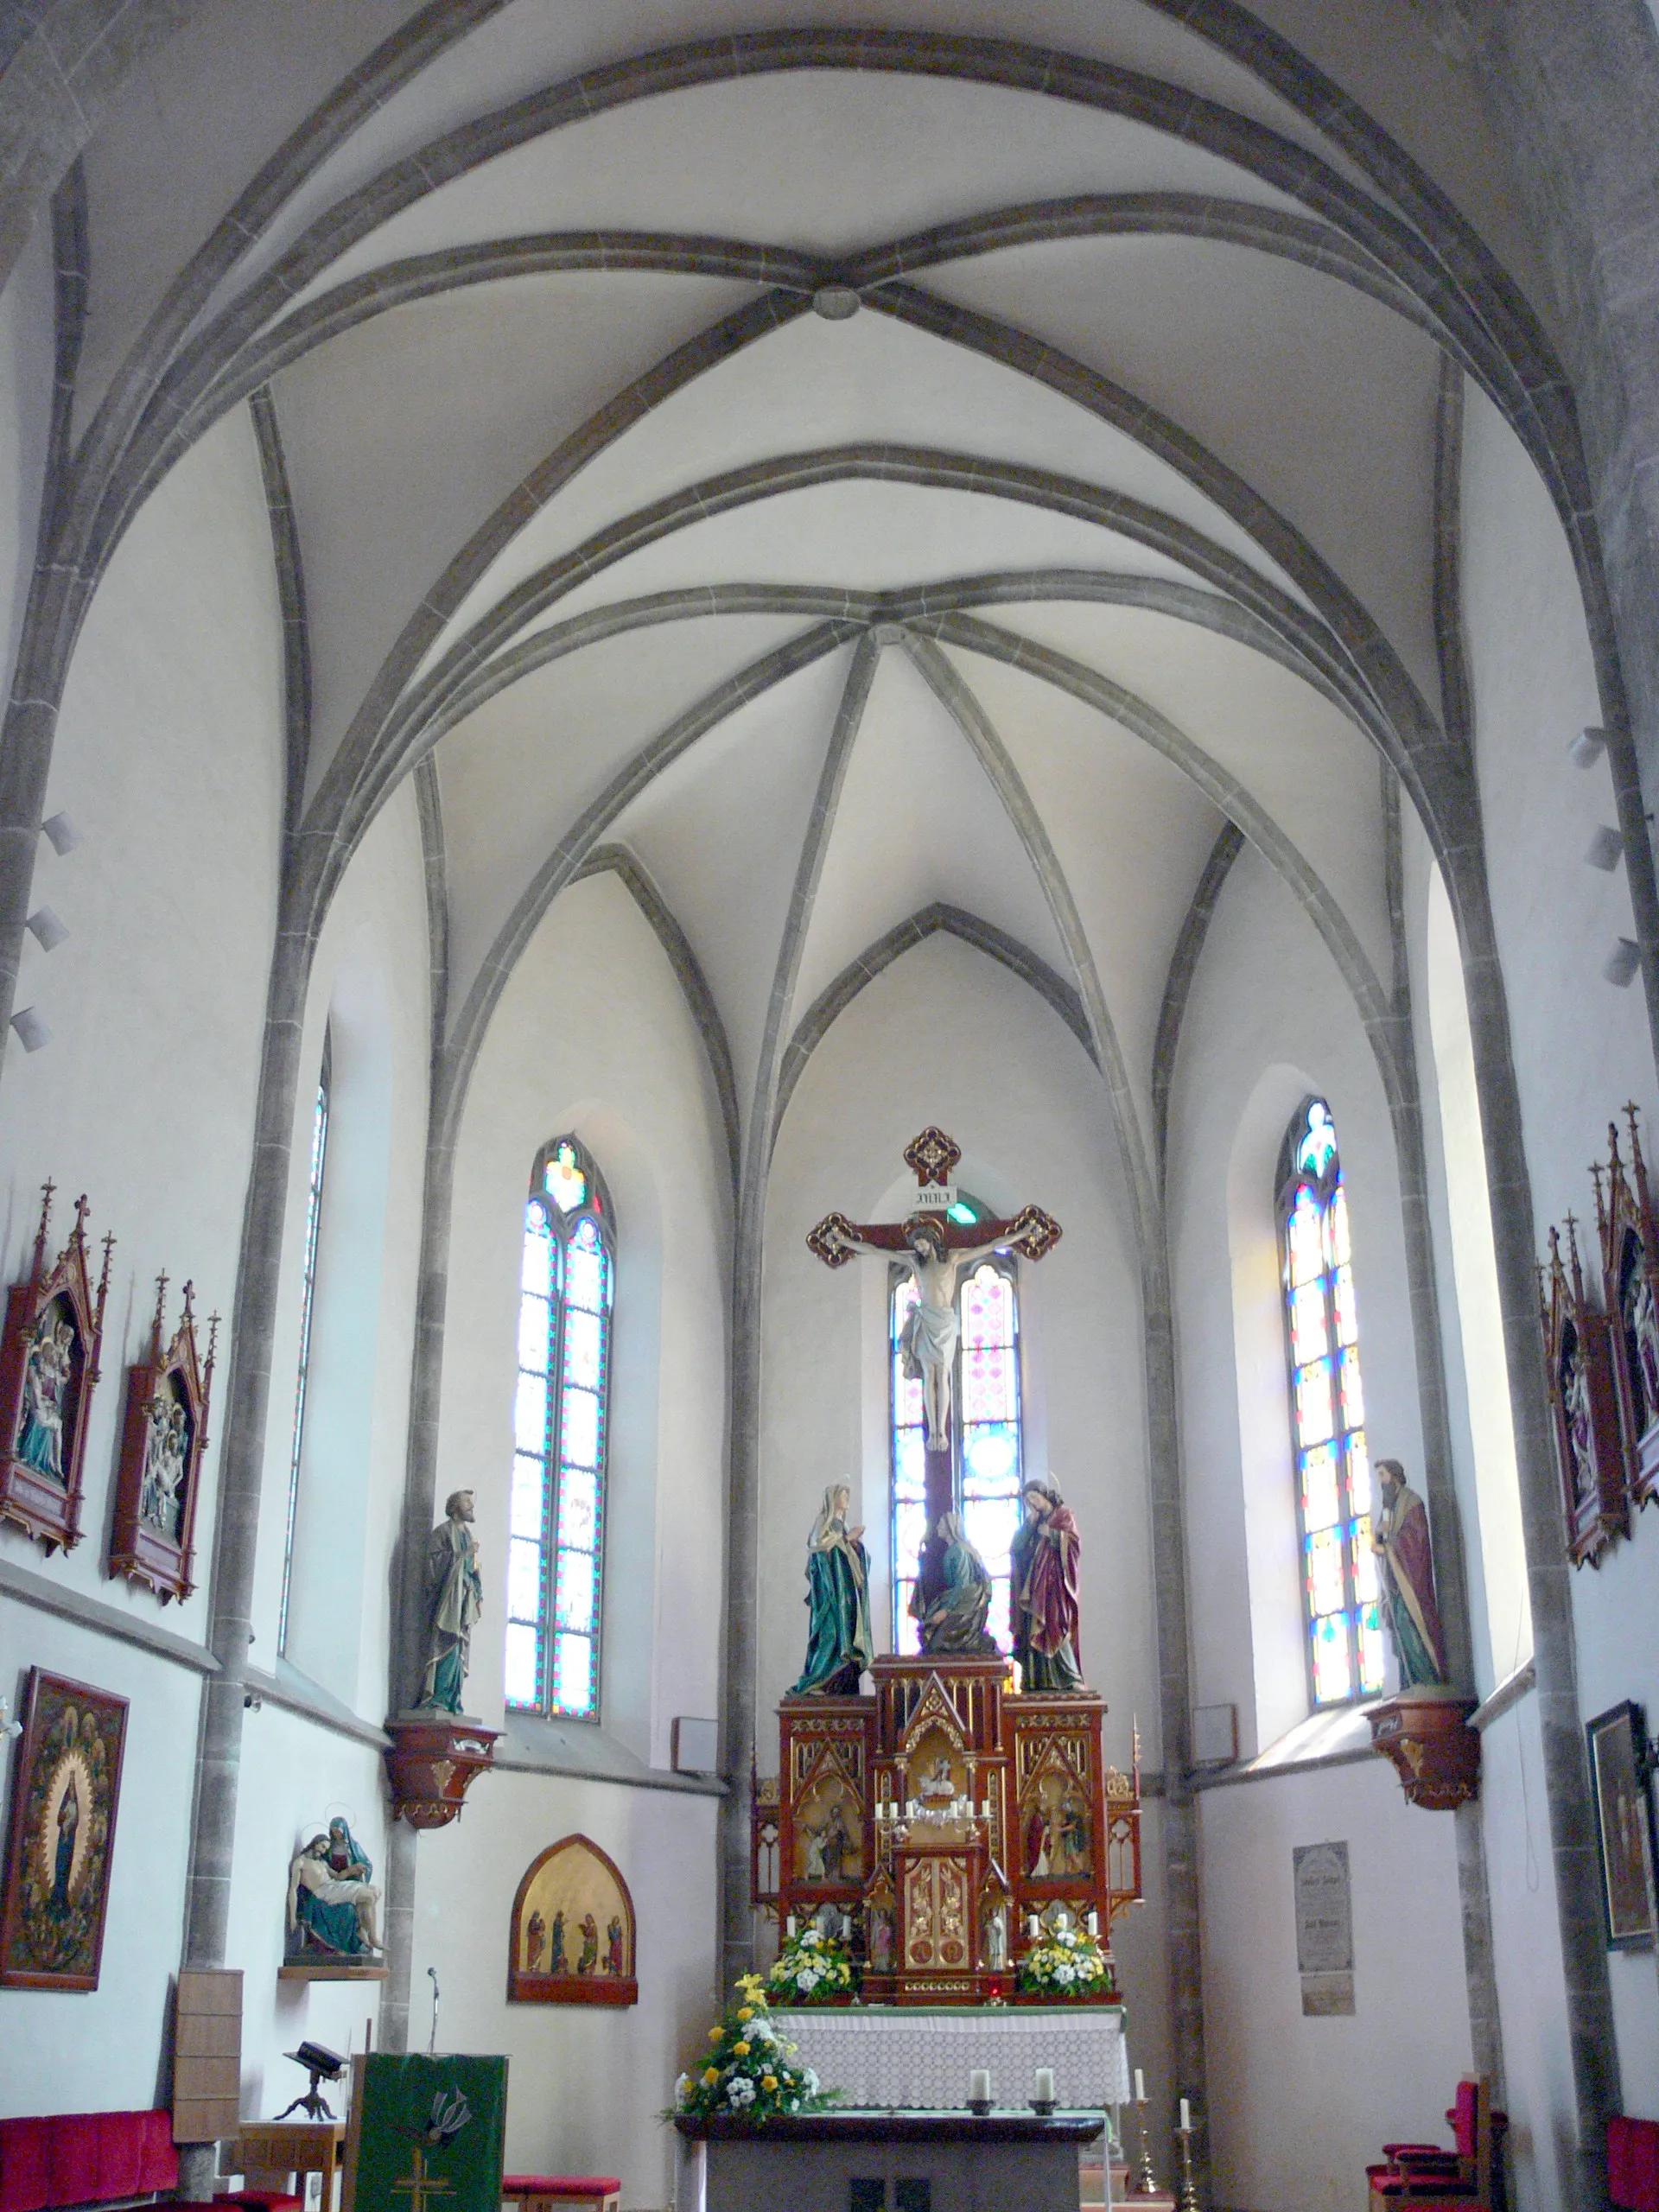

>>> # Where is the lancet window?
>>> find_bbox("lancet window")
[277,1031,330,1655]
[505,1137,614,1720]
[890,1197,1025,1654]
[1278,1098,1384,1705]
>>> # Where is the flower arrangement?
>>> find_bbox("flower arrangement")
[765,1923,859,2005]
[1016,1921,1116,2000]
[673,1974,837,2122]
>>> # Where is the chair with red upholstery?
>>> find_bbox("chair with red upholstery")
[1366,2077,1506,2211]
[0,2113,177,2212]
[501,2177,620,2212]
[1609,2115,1659,2212]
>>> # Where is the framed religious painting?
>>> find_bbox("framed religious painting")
[107,1277,218,1603]
[1594,1110,1659,1510]
[0,1185,113,1554]
[0,1669,129,1990]
[1539,1221,1628,1566]
[506,1834,636,2005]
[1586,1700,1657,1950]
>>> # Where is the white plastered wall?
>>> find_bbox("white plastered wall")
[760,931,1172,2102]
[1166,849,1470,2209]
[0,401,285,2104]
[1456,382,1659,2141]
[417,868,728,2207]
[230,779,433,2108]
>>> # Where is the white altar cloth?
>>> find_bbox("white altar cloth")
[770,2005,1129,2113]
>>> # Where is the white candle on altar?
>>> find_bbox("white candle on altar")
[980,1798,990,1819]
[1027,1913,1039,1939]
[1179,2097,1191,2131]
[1086,1909,1098,1936]
[969,2069,991,2105]
[785,1916,797,1936]
[1134,2069,1146,2103]
[1034,2069,1055,2104]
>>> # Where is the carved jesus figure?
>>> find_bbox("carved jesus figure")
[825,1216,1008,1446]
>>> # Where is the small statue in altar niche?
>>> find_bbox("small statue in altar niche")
[606,1915,625,1976]
[1025,1774,1091,1878]
[803,1796,856,1881]
[417,1488,485,1711]
[791,1484,874,1694]
[1370,1459,1449,1687]
[548,1908,567,1973]
[526,1909,546,1969]
[912,1511,999,1655]
[287,1817,381,1957]
[1011,1480,1085,1692]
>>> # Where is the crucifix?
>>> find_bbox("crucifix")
[807,1128,1062,1612]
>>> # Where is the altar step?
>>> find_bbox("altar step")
[1079,2155,1173,2208]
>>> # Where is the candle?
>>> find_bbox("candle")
[1086,1909,1098,1936]
[1134,2069,1146,2103]
[1179,2097,1191,2131]
[785,1916,797,1936]
[1034,2068,1055,2104]
[969,2069,991,2105]
[1027,1913,1039,1939]
[980,1797,991,1820]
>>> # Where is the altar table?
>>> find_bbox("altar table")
[675,2109,1104,2212]
[769,2005,1129,2115]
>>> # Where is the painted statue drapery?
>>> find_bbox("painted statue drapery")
[913,1510,997,1655]
[419,1490,484,1712]
[1371,1458,1448,1687]
[791,1484,874,1695]
[1012,1481,1084,1692]
[287,1817,380,1956]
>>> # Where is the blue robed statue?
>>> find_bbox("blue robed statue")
[791,1484,874,1696]
[286,1817,381,1957]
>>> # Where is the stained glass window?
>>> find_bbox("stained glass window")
[505,1137,613,1719]
[1279,1099,1382,1704]
[889,1199,1024,1652]
[277,1031,330,1656]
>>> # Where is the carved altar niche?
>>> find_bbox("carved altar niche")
[1594,1111,1659,1511]
[0,1185,113,1554]
[1541,1221,1629,1566]
[775,1697,874,1929]
[108,1278,218,1602]
[508,1834,637,2005]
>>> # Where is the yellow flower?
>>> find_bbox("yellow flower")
[709,2027,721,2040]
[702,2067,719,2085]
[736,2005,753,2021]
[761,2075,779,2093]
[733,2040,751,2056]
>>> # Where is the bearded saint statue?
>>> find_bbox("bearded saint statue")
[1371,1458,1449,1688]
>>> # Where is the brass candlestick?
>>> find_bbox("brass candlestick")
[1176,2120,1200,2212]
[1131,2094,1160,2196]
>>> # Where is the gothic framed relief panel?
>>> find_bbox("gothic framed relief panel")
[1541,1222,1629,1567]
[507,1834,636,2005]
[0,1186,113,1554]
[1595,1112,1659,1510]
[108,1279,218,1603]
[0,1669,128,1990]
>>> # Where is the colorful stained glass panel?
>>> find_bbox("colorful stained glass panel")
[1287,1191,1325,1287]
[543,1142,587,1214]
[507,1535,543,1623]
[522,1211,556,1295]
[553,1631,593,1713]
[510,1455,544,1541]
[1338,1344,1365,1429]
[1351,1516,1377,1603]
[1357,1602,1384,1694]
[1289,1283,1328,1367]
[518,1293,552,1374]
[1306,1524,1345,1618]
[563,1306,601,1388]
[1300,1444,1340,1532]
[513,1371,548,1455]
[554,1549,596,1633]
[1325,1185,1351,1269]
[1333,1265,1358,1347]
[1295,1359,1334,1446]
[1312,1611,1352,1705]
[505,1622,541,1707]
[561,1385,599,1468]
[559,1465,598,1551]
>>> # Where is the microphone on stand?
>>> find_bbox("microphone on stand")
[428,1966,441,2056]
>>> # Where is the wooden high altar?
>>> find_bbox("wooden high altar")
[753,1655,1141,2000]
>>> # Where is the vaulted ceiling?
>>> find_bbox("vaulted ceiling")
[67,0,1574,1207]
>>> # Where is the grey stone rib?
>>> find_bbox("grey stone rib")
[575,841,741,1202]
[1431,358,1472,753]
[429,621,861,1157]
[248,384,311,835]
[721,635,880,1986]
[902,628,1206,2131]
[902,632,1157,1242]
[42,156,86,544]
[344,441,1388,888]
[412,753,448,1070]
[925,613,1403,1096]
[1152,822,1243,1185]
[312,291,811,859]
[772,900,1097,1149]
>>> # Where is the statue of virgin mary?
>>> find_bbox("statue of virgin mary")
[791,1484,874,1696]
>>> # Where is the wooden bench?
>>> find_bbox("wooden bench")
[501,2177,620,2212]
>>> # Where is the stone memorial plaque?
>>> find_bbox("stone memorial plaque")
[1293,1840,1355,2015]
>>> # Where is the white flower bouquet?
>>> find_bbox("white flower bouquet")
[765,1923,859,2005]
[1016,1922,1116,2001]
[672,1974,836,2124]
